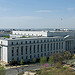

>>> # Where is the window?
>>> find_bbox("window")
[62,42,63,49]
[30,45,32,54]
[12,58,14,60]
[56,43,58,50]
[30,55,32,59]
[48,52,49,56]
[33,41,35,43]
[41,44,43,52]
[12,47,14,56]
[29,41,31,43]
[59,43,60,49]
[47,40,49,42]
[12,50,14,56]
[25,46,27,54]
[34,55,36,58]
[51,43,52,50]
[38,54,39,58]
[53,43,55,50]
[41,53,43,57]
[44,44,46,51]
[41,40,42,43]
[37,40,39,43]
[16,47,19,56]
[25,41,27,44]
[56,51,58,53]
[44,40,46,42]
[56,39,57,41]
[47,44,49,51]
[26,56,28,59]
[21,42,23,44]
[21,46,23,55]
[44,53,46,56]
[16,42,18,45]
[21,57,23,59]
[11,42,13,45]
[17,57,19,61]
[34,45,35,53]
[37,45,39,52]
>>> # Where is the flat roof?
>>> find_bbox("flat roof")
[0,36,64,41]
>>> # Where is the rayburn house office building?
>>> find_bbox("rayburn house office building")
[0,36,74,63]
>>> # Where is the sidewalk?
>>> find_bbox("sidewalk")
[5,63,41,69]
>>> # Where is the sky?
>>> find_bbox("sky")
[0,0,75,29]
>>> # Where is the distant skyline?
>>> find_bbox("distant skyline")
[0,0,75,29]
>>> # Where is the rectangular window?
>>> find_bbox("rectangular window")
[16,47,19,56]
[34,55,36,58]
[38,54,39,58]
[17,57,19,61]
[21,57,23,59]
[41,53,43,57]
[59,43,60,49]
[21,46,23,55]
[44,44,46,51]
[25,41,27,44]
[47,44,49,51]
[26,56,28,59]
[30,55,32,59]
[62,42,63,49]
[44,53,46,56]
[12,58,14,60]
[11,42,13,45]
[37,45,39,52]
[25,46,27,54]
[30,45,32,54]
[41,44,43,52]
[53,43,55,50]
[48,52,49,56]
[56,43,58,50]
[34,45,35,53]
[51,43,52,50]
[12,47,14,56]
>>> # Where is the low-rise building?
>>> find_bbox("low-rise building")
[0,36,74,63]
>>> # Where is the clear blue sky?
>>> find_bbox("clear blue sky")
[0,0,75,29]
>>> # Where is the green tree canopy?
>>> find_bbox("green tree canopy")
[0,65,6,75]
[20,59,24,65]
[72,54,75,59]
[48,56,54,66]
[40,56,47,65]
[33,57,36,63]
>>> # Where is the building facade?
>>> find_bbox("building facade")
[0,36,74,63]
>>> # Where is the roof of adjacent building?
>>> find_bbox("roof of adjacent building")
[0,36,64,41]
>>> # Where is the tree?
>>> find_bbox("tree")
[48,56,54,66]
[72,54,75,59]
[52,53,64,63]
[9,60,18,66]
[20,59,24,65]
[64,51,72,60]
[40,56,47,65]
[0,65,6,75]
[20,36,26,38]
[33,57,36,63]
[4,36,10,38]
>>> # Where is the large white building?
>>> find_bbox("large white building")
[10,30,75,39]
[0,35,74,63]
[10,31,48,38]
